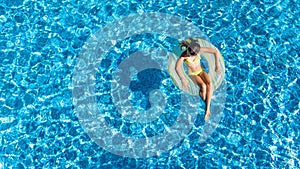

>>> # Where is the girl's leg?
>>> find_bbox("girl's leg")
[192,75,207,101]
[199,72,213,120]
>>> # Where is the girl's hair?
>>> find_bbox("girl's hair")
[180,39,200,56]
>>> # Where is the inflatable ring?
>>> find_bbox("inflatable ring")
[168,38,225,95]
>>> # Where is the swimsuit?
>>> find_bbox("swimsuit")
[188,68,203,76]
[184,55,203,76]
[184,55,201,65]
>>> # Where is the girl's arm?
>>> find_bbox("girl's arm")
[175,56,189,89]
[175,56,186,80]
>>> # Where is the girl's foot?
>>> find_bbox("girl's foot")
[204,110,211,121]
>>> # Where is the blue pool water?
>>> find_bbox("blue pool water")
[1,0,299,168]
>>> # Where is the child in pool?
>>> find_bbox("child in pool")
[175,39,221,120]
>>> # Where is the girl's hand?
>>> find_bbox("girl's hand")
[181,79,189,90]
[215,65,221,74]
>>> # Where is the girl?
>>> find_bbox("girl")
[175,39,221,120]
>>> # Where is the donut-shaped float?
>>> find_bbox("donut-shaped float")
[168,38,225,95]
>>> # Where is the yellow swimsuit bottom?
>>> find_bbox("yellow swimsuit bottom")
[188,67,203,76]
